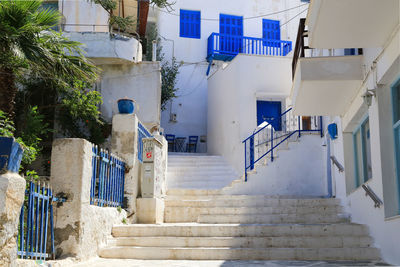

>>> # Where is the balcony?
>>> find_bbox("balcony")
[207,33,292,62]
[307,0,399,48]
[291,19,364,116]
[64,31,142,65]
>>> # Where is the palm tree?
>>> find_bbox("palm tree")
[0,0,98,115]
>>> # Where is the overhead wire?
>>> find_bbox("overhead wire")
[152,3,309,21]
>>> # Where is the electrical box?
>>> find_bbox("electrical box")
[141,138,163,198]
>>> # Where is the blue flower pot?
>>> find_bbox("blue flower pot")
[118,99,135,114]
[0,137,24,174]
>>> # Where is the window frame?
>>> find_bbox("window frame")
[352,115,372,188]
[391,77,400,210]
[179,9,201,39]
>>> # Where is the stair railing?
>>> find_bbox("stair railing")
[243,108,323,181]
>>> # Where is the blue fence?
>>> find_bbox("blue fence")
[91,146,125,207]
[207,33,292,61]
[243,108,323,181]
[17,181,59,260]
[137,122,152,162]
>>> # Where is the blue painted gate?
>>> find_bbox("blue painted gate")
[257,101,282,131]
[17,182,58,260]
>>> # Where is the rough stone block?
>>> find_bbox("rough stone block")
[0,172,26,267]
[137,198,164,224]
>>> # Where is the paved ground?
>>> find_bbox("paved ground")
[71,259,392,267]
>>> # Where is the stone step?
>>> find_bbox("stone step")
[164,206,344,223]
[197,213,350,224]
[167,170,238,177]
[166,189,221,196]
[167,181,233,189]
[99,246,380,260]
[168,165,235,170]
[168,157,227,163]
[168,163,230,168]
[167,174,237,181]
[106,236,373,248]
[112,223,370,238]
[165,194,332,200]
[165,197,341,208]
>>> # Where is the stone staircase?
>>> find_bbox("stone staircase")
[166,154,239,189]
[100,170,381,261]
[99,153,380,261]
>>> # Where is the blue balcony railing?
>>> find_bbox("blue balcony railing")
[207,33,292,61]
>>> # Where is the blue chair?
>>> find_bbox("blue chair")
[165,134,175,152]
[186,136,198,153]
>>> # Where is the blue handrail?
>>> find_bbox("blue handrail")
[138,122,152,162]
[243,108,323,181]
[207,32,292,61]
[243,108,293,143]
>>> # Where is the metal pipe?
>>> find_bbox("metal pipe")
[152,40,157,61]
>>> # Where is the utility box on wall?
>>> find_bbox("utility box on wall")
[141,138,163,198]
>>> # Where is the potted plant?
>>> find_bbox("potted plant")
[0,137,24,174]
[117,98,136,114]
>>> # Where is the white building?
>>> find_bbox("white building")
[53,0,162,129]
[156,0,309,153]
[291,0,400,264]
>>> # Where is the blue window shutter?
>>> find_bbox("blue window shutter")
[219,14,243,54]
[180,9,201,39]
[263,19,280,41]
[263,19,280,47]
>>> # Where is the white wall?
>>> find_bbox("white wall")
[99,62,162,128]
[59,0,109,32]
[208,54,292,174]
[157,0,307,151]
[223,135,327,196]
[327,22,400,265]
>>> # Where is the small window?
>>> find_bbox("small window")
[180,9,201,39]
[353,117,372,187]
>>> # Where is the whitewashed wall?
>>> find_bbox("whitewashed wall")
[207,54,292,174]
[59,0,109,32]
[99,62,162,128]
[330,24,400,265]
[157,0,307,151]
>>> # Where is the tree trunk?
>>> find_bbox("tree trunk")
[0,67,17,116]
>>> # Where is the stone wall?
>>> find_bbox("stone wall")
[111,114,140,222]
[0,172,26,267]
[50,138,127,260]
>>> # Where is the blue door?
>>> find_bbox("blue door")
[257,101,282,131]
[219,14,243,55]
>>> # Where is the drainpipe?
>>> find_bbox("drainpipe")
[323,132,333,198]
[152,40,157,61]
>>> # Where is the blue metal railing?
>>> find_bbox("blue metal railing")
[207,33,292,61]
[91,146,125,207]
[243,108,323,181]
[17,181,65,260]
[138,122,152,162]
